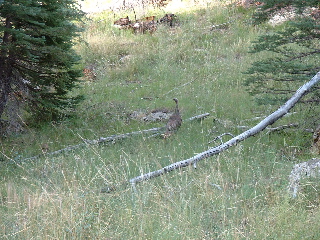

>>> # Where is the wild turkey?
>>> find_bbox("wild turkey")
[159,13,176,27]
[164,98,182,138]
[313,125,320,154]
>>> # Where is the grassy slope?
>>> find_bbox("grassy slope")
[1,1,320,239]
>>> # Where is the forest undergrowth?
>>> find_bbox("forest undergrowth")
[1,0,320,239]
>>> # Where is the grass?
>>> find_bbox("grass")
[1,0,320,239]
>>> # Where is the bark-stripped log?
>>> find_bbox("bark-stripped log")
[16,113,209,163]
[129,72,320,185]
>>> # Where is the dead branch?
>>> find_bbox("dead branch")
[18,143,87,163]
[187,113,210,121]
[89,113,210,143]
[16,113,210,163]
[266,123,299,133]
[129,71,320,185]
[288,158,320,198]
[85,127,163,144]
[208,133,235,145]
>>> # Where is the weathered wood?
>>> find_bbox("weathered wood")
[86,127,163,144]
[16,113,210,163]
[266,123,299,133]
[187,113,210,121]
[129,72,320,185]
[208,133,235,145]
[288,158,320,198]
[91,113,210,144]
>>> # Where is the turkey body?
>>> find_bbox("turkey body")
[165,98,182,137]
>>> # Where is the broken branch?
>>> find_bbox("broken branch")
[16,113,210,163]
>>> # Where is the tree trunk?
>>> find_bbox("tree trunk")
[0,16,13,119]
[129,71,320,185]
[0,77,10,119]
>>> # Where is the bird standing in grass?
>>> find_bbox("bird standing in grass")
[164,98,182,138]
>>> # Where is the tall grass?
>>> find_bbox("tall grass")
[1,0,320,239]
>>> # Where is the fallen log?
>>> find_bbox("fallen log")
[15,113,210,163]
[129,72,320,185]
[87,113,210,144]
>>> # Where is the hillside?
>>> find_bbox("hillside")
[1,0,320,239]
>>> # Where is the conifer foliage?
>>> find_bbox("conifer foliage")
[245,0,320,105]
[0,0,84,132]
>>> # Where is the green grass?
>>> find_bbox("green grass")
[1,0,320,239]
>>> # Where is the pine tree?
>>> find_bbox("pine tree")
[245,0,320,106]
[0,0,84,133]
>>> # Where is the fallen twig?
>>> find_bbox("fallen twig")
[208,133,235,145]
[187,113,210,121]
[266,123,299,133]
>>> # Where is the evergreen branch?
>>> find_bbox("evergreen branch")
[286,50,320,62]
